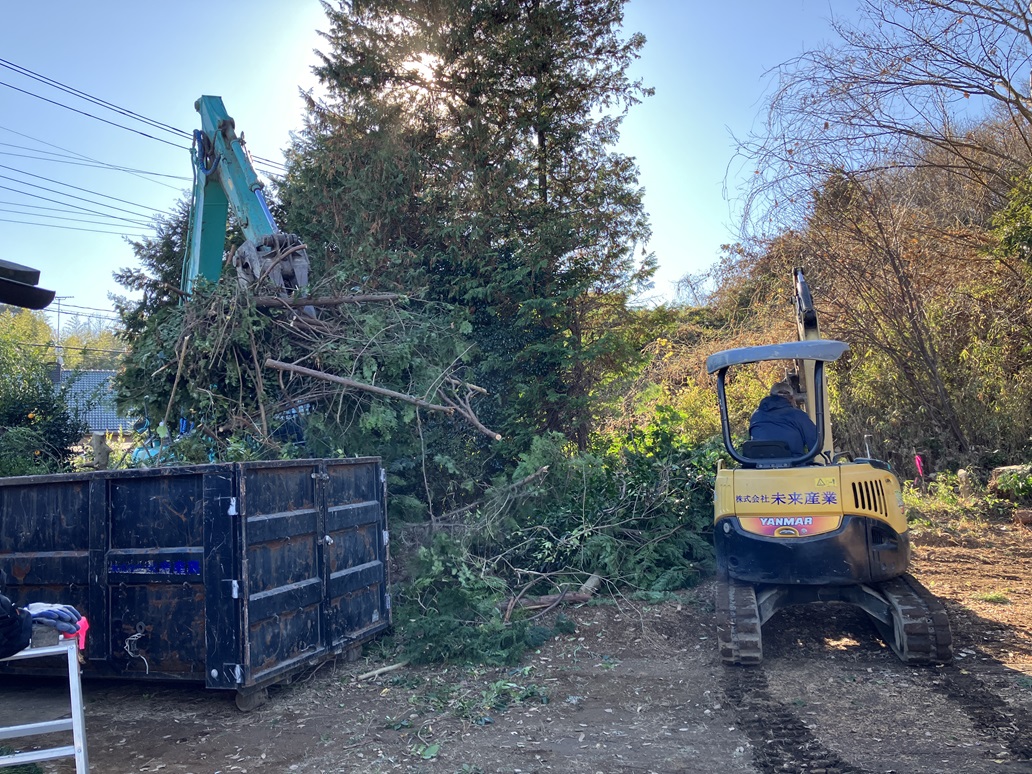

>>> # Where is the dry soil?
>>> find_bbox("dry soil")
[3,514,1031,774]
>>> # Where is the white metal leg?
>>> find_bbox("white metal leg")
[0,637,89,772]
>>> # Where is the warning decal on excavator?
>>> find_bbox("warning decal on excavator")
[815,476,837,487]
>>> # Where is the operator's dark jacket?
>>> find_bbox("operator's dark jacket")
[0,594,31,659]
[749,395,818,456]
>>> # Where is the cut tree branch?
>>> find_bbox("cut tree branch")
[264,359,502,441]
[254,294,402,308]
[438,465,550,522]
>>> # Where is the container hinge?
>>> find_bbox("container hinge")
[311,472,330,481]
[384,593,391,611]
[380,468,386,484]
[227,664,243,684]
[226,579,240,599]
[227,497,238,516]
[382,530,390,547]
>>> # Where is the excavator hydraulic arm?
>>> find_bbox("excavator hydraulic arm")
[792,267,833,456]
[181,96,311,311]
[182,96,279,293]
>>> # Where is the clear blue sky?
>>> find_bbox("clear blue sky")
[0,0,843,333]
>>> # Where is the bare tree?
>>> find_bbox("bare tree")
[740,0,1032,233]
[727,0,1032,463]
[802,173,982,451]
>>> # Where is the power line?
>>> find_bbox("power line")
[0,58,290,189]
[0,183,155,225]
[0,207,151,228]
[0,141,83,161]
[0,125,187,193]
[0,79,190,150]
[0,163,170,214]
[0,58,293,225]
[55,307,121,322]
[0,198,147,219]
[253,154,288,171]
[17,341,124,355]
[0,58,288,173]
[0,174,163,220]
[59,302,120,315]
[62,317,122,327]
[0,217,146,237]
[0,58,190,140]
[48,303,121,326]
[0,149,190,181]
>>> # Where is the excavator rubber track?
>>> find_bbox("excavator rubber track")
[870,573,953,665]
[715,575,762,665]
[716,572,952,667]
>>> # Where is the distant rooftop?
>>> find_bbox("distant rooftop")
[56,369,134,433]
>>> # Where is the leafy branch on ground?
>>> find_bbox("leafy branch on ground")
[385,427,722,666]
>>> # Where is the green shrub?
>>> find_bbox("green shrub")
[393,533,569,665]
[390,425,723,665]
[499,429,720,592]
[0,365,88,477]
[994,468,1032,505]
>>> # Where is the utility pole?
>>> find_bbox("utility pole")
[53,296,70,369]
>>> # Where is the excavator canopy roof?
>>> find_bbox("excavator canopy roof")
[705,340,849,374]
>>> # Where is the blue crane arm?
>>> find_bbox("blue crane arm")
[182,95,279,293]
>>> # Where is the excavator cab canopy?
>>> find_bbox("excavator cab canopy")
[705,340,849,374]
[706,340,849,469]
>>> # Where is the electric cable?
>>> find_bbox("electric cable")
[0,164,170,213]
[0,207,152,228]
[252,154,288,171]
[0,62,285,195]
[0,199,154,221]
[58,302,122,315]
[0,57,190,139]
[0,141,85,160]
[0,125,187,192]
[16,341,125,354]
[60,317,122,327]
[0,79,189,150]
[0,199,113,214]
[50,306,122,322]
[0,183,155,224]
[0,149,190,181]
[0,217,147,237]
[0,175,164,219]
[0,60,287,176]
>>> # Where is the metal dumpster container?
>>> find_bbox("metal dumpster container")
[0,457,390,707]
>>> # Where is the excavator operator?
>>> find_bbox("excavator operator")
[749,381,818,456]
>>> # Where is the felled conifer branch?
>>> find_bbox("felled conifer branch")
[264,358,502,441]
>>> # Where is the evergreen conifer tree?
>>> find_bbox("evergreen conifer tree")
[280,0,655,453]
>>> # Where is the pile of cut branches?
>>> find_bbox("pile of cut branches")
[116,277,496,463]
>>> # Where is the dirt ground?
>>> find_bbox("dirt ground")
[3,514,1031,774]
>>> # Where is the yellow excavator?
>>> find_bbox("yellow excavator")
[706,269,952,665]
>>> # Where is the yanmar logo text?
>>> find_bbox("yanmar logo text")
[759,517,813,527]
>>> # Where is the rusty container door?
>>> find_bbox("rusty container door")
[103,465,234,679]
[0,471,93,644]
[231,457,389,690]
[322,457,390,647]
[0,465,234,680]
